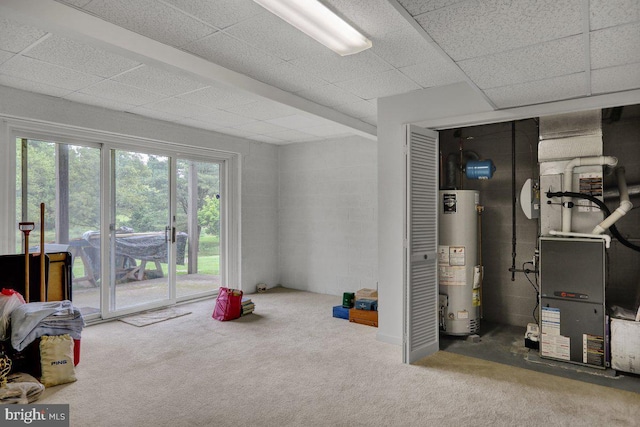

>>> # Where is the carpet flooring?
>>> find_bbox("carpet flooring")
[38,288,640,426]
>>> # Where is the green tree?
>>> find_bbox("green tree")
[198,194,220,235]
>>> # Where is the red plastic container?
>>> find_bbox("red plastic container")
[73,339,80,366]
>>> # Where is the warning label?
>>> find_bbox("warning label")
[449,246,465,266]
[541,307,570,361]
[439,265,466,286]
[578,173,603,212]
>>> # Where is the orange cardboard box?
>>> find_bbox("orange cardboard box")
[349,308,378,327]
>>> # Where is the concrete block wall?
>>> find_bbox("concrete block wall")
[278,135,378,296]
[241,142,280,293]
[602,106,640,309]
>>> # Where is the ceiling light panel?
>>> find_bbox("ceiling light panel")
[253,0,372,56]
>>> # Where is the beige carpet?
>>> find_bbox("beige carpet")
[39,288,640,426]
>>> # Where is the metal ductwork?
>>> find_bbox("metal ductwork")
[539,110,613,235]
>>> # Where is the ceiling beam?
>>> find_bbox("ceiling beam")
[0,0,377,140]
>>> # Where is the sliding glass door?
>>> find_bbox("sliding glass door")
[14,133,229,320]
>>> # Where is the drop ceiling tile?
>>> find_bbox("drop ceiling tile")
[301,124,353,138]
[24,35,141,78]
[265,114,330,130]
[84,0,216,48]
[296,84,363,107]
[175,118,225,132]
[231,121,289,134]
[484,72,587,108]
[0,18,47,53]
[224,10,328,61]
[0,56,102,91]
[398,61,464,88]
[289,50,393,84]
[592,62,640,94]
[176,82,257,109]
[214,127,258,138]
[416,0,583,61]
[55,0,92,7]
[333,100,377,119]
[65,92,139,111]
[223,100,300,121]
[247,61,327,93]
[250,134,286,144]
[143,98,212,118]
[398,0,468,16]
[324,0,410,38]
[371,28,444,68]
[591,23,640,69]
[191,109,257,126]
[184,32,283,75]
[590,0,640,30]
[0,74,73,98]
[128,106,182,123]
[162,0,264,29]
[458,35,584,89]
[0,50,14,65]
[264,129,317,142]
[335,70,421,100]
[113,65,208,96]
[80,80,165,105]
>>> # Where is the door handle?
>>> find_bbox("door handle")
[172,227,176,244]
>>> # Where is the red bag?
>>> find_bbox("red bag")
[212,287,243,321]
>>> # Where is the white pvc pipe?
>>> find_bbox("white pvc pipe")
[562,156,618,232]
[593,167,633,234]
[549,230,611,248]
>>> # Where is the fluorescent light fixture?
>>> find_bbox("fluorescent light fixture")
[253,0,372,56]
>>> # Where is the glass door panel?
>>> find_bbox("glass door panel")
[175,159,222,298]
[16,138,101,317]
[111,150,171,310]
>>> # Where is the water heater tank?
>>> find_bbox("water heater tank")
[438,190,480,335]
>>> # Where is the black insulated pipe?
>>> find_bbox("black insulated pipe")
[546,190,640,253]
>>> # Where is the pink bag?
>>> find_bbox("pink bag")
[212,287,243,321]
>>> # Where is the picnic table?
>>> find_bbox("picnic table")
[69,230,187,285]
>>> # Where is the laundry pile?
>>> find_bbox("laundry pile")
[11,300,84,352]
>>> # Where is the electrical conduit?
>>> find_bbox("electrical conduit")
[593,167,633,234]
[562,156,618,232]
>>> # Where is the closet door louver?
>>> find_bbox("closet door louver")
[404,125,439,364]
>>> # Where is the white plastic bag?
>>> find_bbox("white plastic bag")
[0,289,25,341]
[39,334,76,387]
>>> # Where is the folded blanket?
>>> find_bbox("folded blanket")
[11,301,84,352]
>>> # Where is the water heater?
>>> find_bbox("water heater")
[438,190,480,335]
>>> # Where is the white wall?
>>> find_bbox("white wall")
[242,141,279,293]
[0,85,279,292]
[278,135,377,296]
